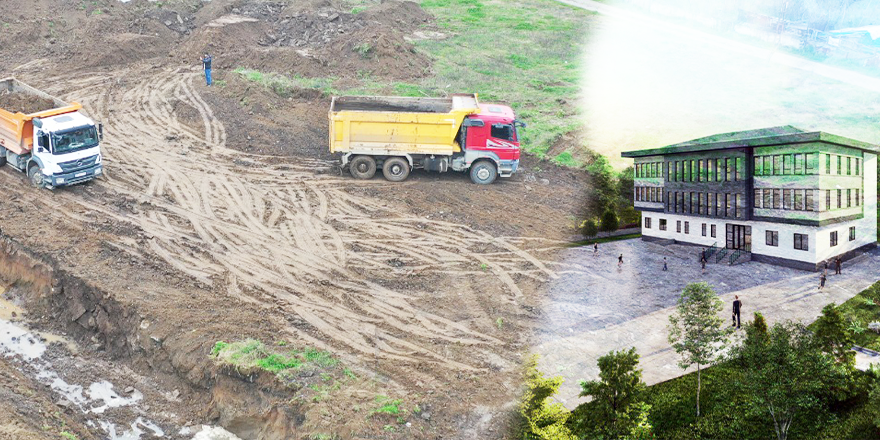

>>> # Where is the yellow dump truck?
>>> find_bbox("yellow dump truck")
[329,94,523,184]
[0,77,103,188]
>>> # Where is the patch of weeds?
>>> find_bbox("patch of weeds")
[211,341,229,356]
[479,263,488,271]
[60,432,79,440]
[310,381,341,402]
[383,425,397,432]
[343,368,357,379]
[496,317,503,329]
[211,339,341,378]
[276,340,287,346]
[354,42,373,58]
[370,395,405,417]
[552,151,581,168]
[213,79,227,88]
[304,347,340,368]
[234,68,338,97]
[309,434,336,440]
[256,353,303,372]
[351,6,367,13]
[91,9,103,15]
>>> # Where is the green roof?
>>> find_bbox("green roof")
[621,126,880,158]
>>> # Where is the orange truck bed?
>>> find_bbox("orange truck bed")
[0,77,83,155]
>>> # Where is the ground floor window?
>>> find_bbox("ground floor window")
[766,230,778,247]
[645,217,651,229]
[849,226,856,241]
[684,221,690,234]
[830,231,838,247]
[677,221,681,233]
[794,233,808,251]
[659,219,667,231]
[711,224,716,238]
[702,223,707,236]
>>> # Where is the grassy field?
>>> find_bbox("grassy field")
[818,280,880,351]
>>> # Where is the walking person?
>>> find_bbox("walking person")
[593,242,598,256]
[662,257,668,271]
[700,255,707,274]
[818,271,827,290]
[823,260,829,273]
[200,53,213,86]
[732,295,742,329]
[835,256,842,275]
[618,253,623,270]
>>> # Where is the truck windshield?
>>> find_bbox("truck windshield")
[490,124,516,142]
[52,126,99,154]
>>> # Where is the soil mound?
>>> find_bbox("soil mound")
[0,91,56,114]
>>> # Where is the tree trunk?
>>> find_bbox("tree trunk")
[696,363,701,417]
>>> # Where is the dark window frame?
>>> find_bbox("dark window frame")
[766,230,778,247]
[830,231,838,247]
[794,233,808,251]
[849,226,856,241]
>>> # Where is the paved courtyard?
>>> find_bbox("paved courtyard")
[534,238,880,408]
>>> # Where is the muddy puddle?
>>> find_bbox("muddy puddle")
[0,286,242,440]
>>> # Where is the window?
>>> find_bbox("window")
[763,189,772,210]
[773,155,781,175]
[491,124,515,141]
[684,221,690,234]
[847,157,851,175]
[825,153,831,174]
[805,153,815,174]
[667,191,671,211]
[764,156,771,176]
[794,154,803,174]
[697,160,703,182]
[734,194,740,218]
[676,161,681,181]
[856,189,860,207]
[766,230,778,247]
[645,217,651,229]
[666,162,671,181]
[826,190,831,211]
[855,158,860,175]
[711,224,717,238]
[773,189,782,209]
[783,154,792,174]
[794,233,808,251]
[735,157,741,181]
[727,158,734,181]
[837,189,842,209]
[805,190,813,211]
[702,223,707,236]
[659,219,667,231]
[847,189,852,208]
[726,193,732,217]
[708,159,715,181]
[754,189,762,209]
[677,220,681,233]
[849,226,856,241]
[709,193,716,216]
[691,160,696,182]
[716,192,723,217]
[837,155,842,175]
[754,156,761,176]
[794,189,804,210]
[696,192,702,214]
[783,189,791,210]
[830,231,838,247]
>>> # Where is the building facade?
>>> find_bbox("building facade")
[622,126,878,271]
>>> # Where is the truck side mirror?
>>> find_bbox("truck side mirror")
[98,124,104,141]
[514,120,527,128]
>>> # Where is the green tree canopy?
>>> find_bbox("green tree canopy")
[600,209,619,233]
[813,303,856,366]
[521,355,576,440]
[668,282,729,417]
[576,347,648,439]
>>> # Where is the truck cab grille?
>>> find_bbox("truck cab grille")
[58,155,98,173]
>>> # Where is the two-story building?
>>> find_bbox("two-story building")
[621,126,878,270]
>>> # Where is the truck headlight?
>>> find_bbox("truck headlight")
[95,168,102,175]
[56,177,65,184]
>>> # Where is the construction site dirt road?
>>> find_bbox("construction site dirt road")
[0,0,591,438]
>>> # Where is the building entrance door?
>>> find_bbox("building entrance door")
[726,224,752,252]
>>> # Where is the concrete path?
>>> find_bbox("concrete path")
[534,239,880,409]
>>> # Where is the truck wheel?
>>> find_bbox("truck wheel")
[470,160,497,185]
[349,155,377,179]
[0,147,6,167]
[382,157,410,182]
[28,165,46,189]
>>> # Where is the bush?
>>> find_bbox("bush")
[580,218,598,239]
[600,209,619,233]
[520,355,576,440]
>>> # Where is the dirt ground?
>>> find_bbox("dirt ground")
[0,0,591,438]
[0,91,57,115]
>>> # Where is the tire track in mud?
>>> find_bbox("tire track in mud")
[26,67,573,372]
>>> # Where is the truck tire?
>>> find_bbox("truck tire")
[0,147,6,167]
[28,165,46,189]
[349,155,377,179]
[469,160,497,185]
[382,157,410,182]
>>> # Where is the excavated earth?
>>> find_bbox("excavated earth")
[0,0,592,439]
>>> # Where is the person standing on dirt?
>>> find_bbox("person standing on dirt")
[663,257,668,271]
[700,255,707,274]
[835,256,842,275]
[819,271,827,290]
[201,53,213,86]
[617,253,623,269]
[593,243,598,256]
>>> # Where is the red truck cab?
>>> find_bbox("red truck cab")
[457,104,523,180]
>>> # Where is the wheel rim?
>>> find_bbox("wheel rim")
[390,164,402,176]
[476,167,490,181]
[356,163,368,173]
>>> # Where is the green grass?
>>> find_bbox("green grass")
[234,68,339,96]
[816,280,880,351]
[413,0,594,161]
[370,395,405,417]
[59,432,79,440]
[568,232,642,247]
[210,339,339,376]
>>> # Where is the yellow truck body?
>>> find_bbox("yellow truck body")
[0,78,82,155]
[329,94,480,156]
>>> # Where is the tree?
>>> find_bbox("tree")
[520,355,576,440]
[813,303,856,366]
[581,218,599,239]
[731,321,845,440]
[600,209,619,233]
[667,282,729,417]
[577,348,648,439]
